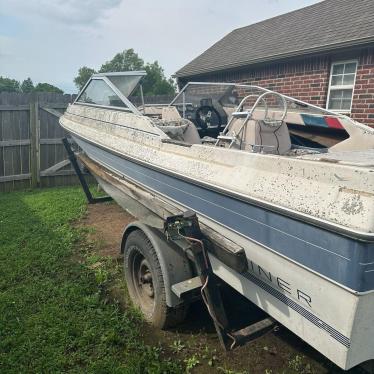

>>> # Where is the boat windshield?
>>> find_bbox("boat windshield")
[168,82,367,148]
[75,71,146,113]
[170,82,356,120]
[104,72,145,98]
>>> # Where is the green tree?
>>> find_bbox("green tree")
[21,77,34,93]
[74,49,175,96]
[34,83,63,94]
[0,77,21,92]
[74,66,96,90]
[143,61,175,95]
[99,49,144,73]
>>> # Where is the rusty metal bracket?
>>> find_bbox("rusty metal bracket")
[165,211,276,351]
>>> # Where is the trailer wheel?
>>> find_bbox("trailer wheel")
[124,230,187,329]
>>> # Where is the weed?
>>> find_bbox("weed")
[201,346,218,367]
[218,367,249,374]
[184,354,200,372]
[288,354,314,374]
[170,339,186,354]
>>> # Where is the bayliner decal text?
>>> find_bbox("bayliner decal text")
[245,259,350,348]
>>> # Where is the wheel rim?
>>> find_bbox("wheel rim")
[131,248,155,316]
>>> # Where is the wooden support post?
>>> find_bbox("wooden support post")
[30,94,40,188]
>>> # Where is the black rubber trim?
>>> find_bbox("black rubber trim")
[205,239,248,274]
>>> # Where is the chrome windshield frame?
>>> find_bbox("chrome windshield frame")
[74,71,147,115]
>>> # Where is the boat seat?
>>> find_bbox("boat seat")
[228,117,291,155]
[222,106,236,119]
[152,106,202,145]
[161,106,181,121]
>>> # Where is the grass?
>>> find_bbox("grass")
[0,187,182,373]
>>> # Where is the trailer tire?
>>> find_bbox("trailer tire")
[124,230,187,329]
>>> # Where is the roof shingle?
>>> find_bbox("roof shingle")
[175,0,374,78]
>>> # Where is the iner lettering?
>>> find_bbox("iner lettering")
[247,259,312,308]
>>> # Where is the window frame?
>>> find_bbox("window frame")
[326,59,358,114]
[75,75,142,115]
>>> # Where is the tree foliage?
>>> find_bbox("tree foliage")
[34,83,63,94]
[74,49,175,95]
[99,49,144,73]
[0,76,63,94]
[0,77,21,92]
[143,61,175,96]
[21,78,34,93]
[73,67,96,91]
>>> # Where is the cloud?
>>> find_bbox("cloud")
[0,0,319,93]
[0,0,122,26]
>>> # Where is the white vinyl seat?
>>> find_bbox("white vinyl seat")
[227,118,291,155]
[153,106,202,144]
[246,120,291,155]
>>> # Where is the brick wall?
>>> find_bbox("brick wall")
[351,48,374,125]
[180,46,374,126]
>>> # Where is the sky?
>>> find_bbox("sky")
[0,0,320,93]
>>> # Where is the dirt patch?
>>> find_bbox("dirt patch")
[79,202,134,257]
[79,202,362,374]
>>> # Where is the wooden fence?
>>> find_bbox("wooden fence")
[0,92,81,192]
[0,92,174,193]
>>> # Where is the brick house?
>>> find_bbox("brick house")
[175,0,374,126]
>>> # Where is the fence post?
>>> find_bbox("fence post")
[30,93,40,188]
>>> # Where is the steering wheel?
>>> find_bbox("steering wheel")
[195,106,222,133]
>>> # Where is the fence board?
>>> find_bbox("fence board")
[0,173,31,182]
[29,96,39,188]
[0,139,31,147]
[0,105,29,111]
[2,111,14,178]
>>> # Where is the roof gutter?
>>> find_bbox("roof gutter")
[174,36,374,78]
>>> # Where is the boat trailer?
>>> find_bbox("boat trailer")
[62,138,112,204]
[63,136,276,351]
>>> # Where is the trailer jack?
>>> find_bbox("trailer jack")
[165,211,276,351]
[62,137,112,204]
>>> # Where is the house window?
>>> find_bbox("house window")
[327,61,357,112]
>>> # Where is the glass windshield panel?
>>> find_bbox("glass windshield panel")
[107,75,143,97]
[170,82,355,147]
[77,79,127,108]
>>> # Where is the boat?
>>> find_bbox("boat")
[60,71,374,370]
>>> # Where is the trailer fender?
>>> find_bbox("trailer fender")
[121,221,193,307]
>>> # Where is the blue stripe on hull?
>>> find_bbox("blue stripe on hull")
[75,137,374,293]
[241,269,350,347]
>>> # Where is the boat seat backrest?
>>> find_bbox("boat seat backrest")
[222,106,236,119]
[244,120,291,155]
[154,107,201,145]
[162,106,182,121]
[227,118,291,154]
[182,119,202,144]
